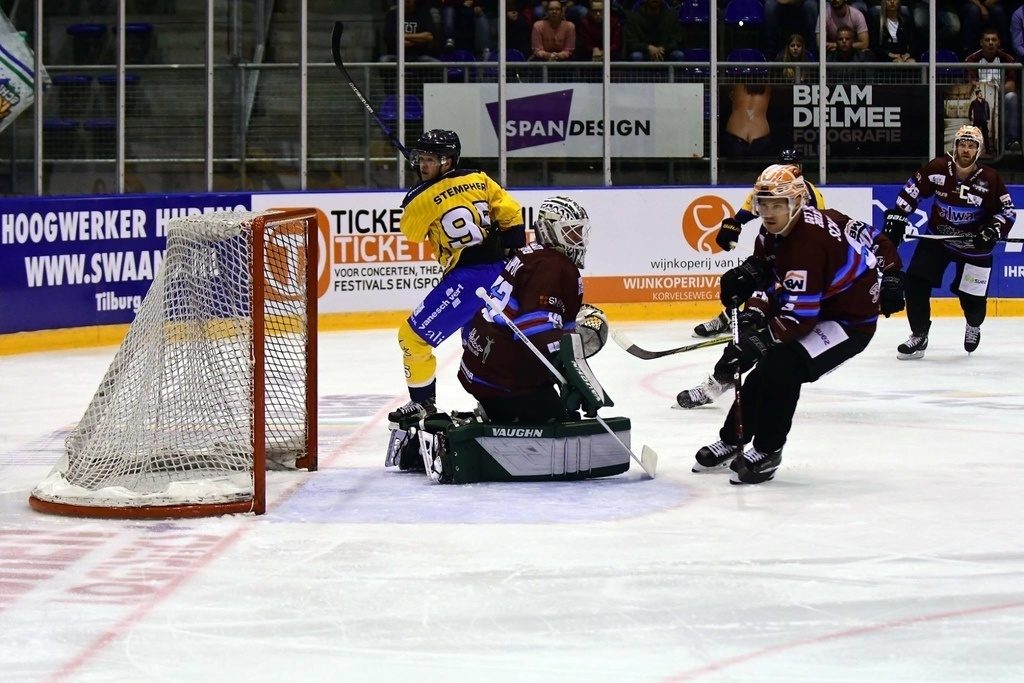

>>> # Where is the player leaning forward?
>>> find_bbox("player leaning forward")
[389,130,526,423]
[882,125,1015,359]
[695,165,899,485]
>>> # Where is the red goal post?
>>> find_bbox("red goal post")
[29,208,319,518]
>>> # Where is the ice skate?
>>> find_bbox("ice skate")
[964,325,981,353]
[692,311,730,338]
[692,439,741,472]
[896,334,928,360]
[674,375,726,409]
[729,447,782,485]
[387,398,436,428]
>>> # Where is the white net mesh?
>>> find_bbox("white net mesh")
[31,210,313,512]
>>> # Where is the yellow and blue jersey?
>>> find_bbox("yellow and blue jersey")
[401,169,523,274]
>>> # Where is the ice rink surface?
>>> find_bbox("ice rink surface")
[2,316,1024,683]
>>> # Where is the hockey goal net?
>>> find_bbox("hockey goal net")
[29,208,319,518]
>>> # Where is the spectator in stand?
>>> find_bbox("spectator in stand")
[623,0,685,63]
[763,1,819,59]
[965,28,1021,151]
[1011,4,1024,61]
[776,33,815,82]
[870,0,916,63]
[817,0,870,52]
[969,89,994,154]
[505,2,534,57]
[381,0,442,63]
[575,0,622,62]
[959,1,1010,59]
[909,1,960,50]
[530,0,576,61]
[828,26,871,62]
[442,0,491,57]
[534,0,589,23]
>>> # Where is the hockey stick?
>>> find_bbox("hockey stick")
[331,21,411,160]
[610,327,730,360]
[475,288,657,479]
[728,302,744,447]
[905,234,1024,243]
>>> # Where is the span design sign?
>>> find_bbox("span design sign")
[425,83,704,158]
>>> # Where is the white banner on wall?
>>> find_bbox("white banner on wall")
[423,83,704,158]
[252,187,872,312]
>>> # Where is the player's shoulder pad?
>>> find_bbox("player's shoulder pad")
[401,177,440,208]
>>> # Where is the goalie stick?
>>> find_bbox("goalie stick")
[331,21,411,160]
[610,327,730,360]
[905,234,1024,243]
[475,288,658,479]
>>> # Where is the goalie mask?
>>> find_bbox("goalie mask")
[951,125,983,170]
[752,164,808,235]
[410,129,461,178]
[533,196,591,268]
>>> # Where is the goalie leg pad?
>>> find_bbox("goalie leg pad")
[441,417,632,484]
[559,333,613,417]
[385,426,429,472]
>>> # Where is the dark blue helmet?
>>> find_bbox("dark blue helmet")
[411,129,461,169]
[777,148,803,166]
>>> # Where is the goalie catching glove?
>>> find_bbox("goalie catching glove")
[575,304,609,358]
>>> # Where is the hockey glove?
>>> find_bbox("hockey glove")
[721,328,773,374]
[973,222,1001,251]
[719,256,773,307]
[736,307,766,333]
[715,217,743,251]
[576,304,609,358]
[883,209,908,247]
[879,270,906,317]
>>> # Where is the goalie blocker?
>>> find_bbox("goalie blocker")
[386,332,631,483]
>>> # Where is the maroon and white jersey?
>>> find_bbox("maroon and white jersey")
[749,207,881,342]
[894,155,1015,256]
[458,243,583,398]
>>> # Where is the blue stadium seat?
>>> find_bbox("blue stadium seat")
[723,0,765,26]
[678,0,710,25]
[725,47,767,77]
[441,48,476,82]
[379,94,424,122]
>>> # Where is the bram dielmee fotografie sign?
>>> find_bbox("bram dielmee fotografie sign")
[424,83,703,158]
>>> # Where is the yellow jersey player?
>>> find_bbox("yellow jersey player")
[389,129,526,424]
[693,149,827,337]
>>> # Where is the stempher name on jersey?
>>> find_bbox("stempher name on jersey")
[432,181,488,205]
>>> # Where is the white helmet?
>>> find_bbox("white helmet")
[534,196,591,268]
[952,124,984,169]
[752,164,808,231]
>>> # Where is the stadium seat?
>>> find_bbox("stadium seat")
[681,47,711,79]
[441,49,476,82]
[725,47,767,77]
[66,23,107,64]
[920,50,964,78]
[51,74,92,118]
[479,49,527,81]
[113,22,155,63]
[678,0,710,25]
[379,94,424,122]
[723,0,765,54]
[723,0,765,26]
